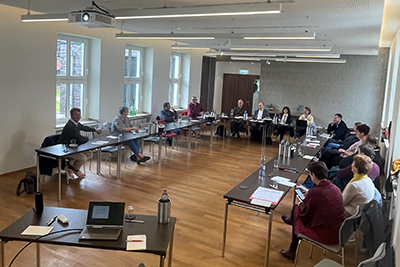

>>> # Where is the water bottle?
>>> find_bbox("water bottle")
[158,189,171,224]
[118,133,122,142]
[285,141,291,157]
[230,109,234,119]
[155,120,159,133]
[244,111,248,120]
[278,139,285,155]
[273,114,277,124]
[259,155,266,181]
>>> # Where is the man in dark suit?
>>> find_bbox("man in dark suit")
[59,108,101,179]
[327,113,349,141]
[250,102,270,141]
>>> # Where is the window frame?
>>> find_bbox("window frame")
[56,34,89,124]
[124,45,144,114]
[169,52,182,108]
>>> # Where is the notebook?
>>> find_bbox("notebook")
[79,201,125,241]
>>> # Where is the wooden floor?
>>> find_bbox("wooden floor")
[0,135,366,267]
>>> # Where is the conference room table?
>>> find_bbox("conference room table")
[35,120,203,201]
[0,207,176,267]
[221,135,328,267]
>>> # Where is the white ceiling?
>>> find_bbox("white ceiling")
[0,0,393,56]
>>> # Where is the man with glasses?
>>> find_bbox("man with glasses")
[187,96,205,119]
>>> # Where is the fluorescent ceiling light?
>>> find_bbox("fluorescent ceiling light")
[230,46,332,52]
[114,3,281,20]
[243,32,315,40]
[21,14,69,22]
[211,51,340,59]
[116,33,215,40]
[274,58,346,63]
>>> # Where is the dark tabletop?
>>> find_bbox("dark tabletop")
[0,207,176,256]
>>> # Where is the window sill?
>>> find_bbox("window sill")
[55,119,100,131]
[127,113,151,119]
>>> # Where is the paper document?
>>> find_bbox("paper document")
[250,199,272,207]
[320,133,331,138]
[21,226,53,236]
[250,187,284,204]
[191,120,200,122]
[106,136,118,139]
[91,141,109,145]
[126,235,146,251]
[303,155,315,160]
[271,176,290,183]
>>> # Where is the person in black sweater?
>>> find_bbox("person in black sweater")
[327,113,349,141]
[59,108,101,179]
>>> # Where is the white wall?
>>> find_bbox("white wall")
[213,61,261,113]
[0,4,204,175]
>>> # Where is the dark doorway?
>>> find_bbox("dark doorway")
[221,73,260,114]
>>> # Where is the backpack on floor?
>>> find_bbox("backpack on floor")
[16,171,37,196]
[216,125,226,137]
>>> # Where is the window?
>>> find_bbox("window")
[56,35,88,122]
[169,53,182,107]
[124,46,144,114]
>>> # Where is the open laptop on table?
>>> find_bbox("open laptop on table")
[79,201,125,241]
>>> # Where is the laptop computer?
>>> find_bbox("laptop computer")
[79,201,125,241]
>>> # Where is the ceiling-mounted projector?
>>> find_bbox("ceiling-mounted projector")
[68,11,115,28]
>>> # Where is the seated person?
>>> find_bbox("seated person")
[342,154,375,216]
[333,144,380,191]
[159,102,180,145]
[250,102,269,141]
[280,162,345,261]
[322,122,361,155]
[231,99,247,138]
[59,108,102,179]
[187,96,205,119]
[112,106,150,163]
[327,113,349,141]
[319,124,370,169]
[296,106,314,137]
[277,106,294,141]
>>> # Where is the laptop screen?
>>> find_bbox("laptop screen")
[86,201,125,226]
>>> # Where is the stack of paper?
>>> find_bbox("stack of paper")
[320,133,331,139]
[249,186,284,206]
[271,176,296,187]
[126,235,146,250]
[91,140,109,145]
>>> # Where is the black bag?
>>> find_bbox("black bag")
[215,125,226,137]
[16,171,37,196]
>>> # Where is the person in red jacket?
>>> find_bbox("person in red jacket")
[280,161,346,261]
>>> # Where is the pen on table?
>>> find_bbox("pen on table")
[125,219,144,224]
[126,240,144,242]
[46,215,58,226]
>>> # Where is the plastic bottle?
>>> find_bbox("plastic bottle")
[160,189,169,202]
[259,155,266,180]
[244,110,248,120]
[273,114,277,124]
[279,139,285,155]
[230,109,234,119]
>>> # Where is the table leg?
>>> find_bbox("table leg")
[168,228,174,267]
[117,144,122,179]
[58,159,62,202]
[158,135,162,162]
[1,240,4,267]
[141,138,144,154]
[188,127,192,152]
[36,154,40,193]
[159,256,165,267]
[221,201,229,257]
[264,211,273,267]
[36,243,40,267]
[97,149,101,175]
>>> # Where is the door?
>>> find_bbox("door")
[221,74,259,115]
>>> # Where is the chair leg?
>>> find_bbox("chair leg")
[341,247,345,266]
[293,240,302,267]
[309,244,314,258]
[108,153,111,176]
[152,143,155,161]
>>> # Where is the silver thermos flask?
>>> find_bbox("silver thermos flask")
[158,189,171,224]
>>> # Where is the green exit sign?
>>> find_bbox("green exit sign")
[239,69,249,74]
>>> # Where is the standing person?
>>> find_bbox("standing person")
[59,108,102,179]
[160,102,177,123]
[327,113,349,141]
[277,106,294,141]
[250,102,269,141]
[187,96,205,119]
[231,99,246,138]
[296,106,314,137]
[112,106,150,163]
[280,162,345,261]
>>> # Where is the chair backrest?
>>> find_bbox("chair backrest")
[339,206,361,246]
[181,111,188,116]
[80,131,95,139]
[41,134,61,148]
[181,115,190,121]
[139,123,149,129]
[358,242,386,267]
[158,119,165,124]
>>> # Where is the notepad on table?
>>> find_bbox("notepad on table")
[21,226,53,236]
[126,235,146,251]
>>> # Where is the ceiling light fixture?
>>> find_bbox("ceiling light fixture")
[21,13,69,22]
[116,33,215,40]
[230,46,332,52]
[114,3,281,20]
[274,58,346,63]
[243,32,315,40]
